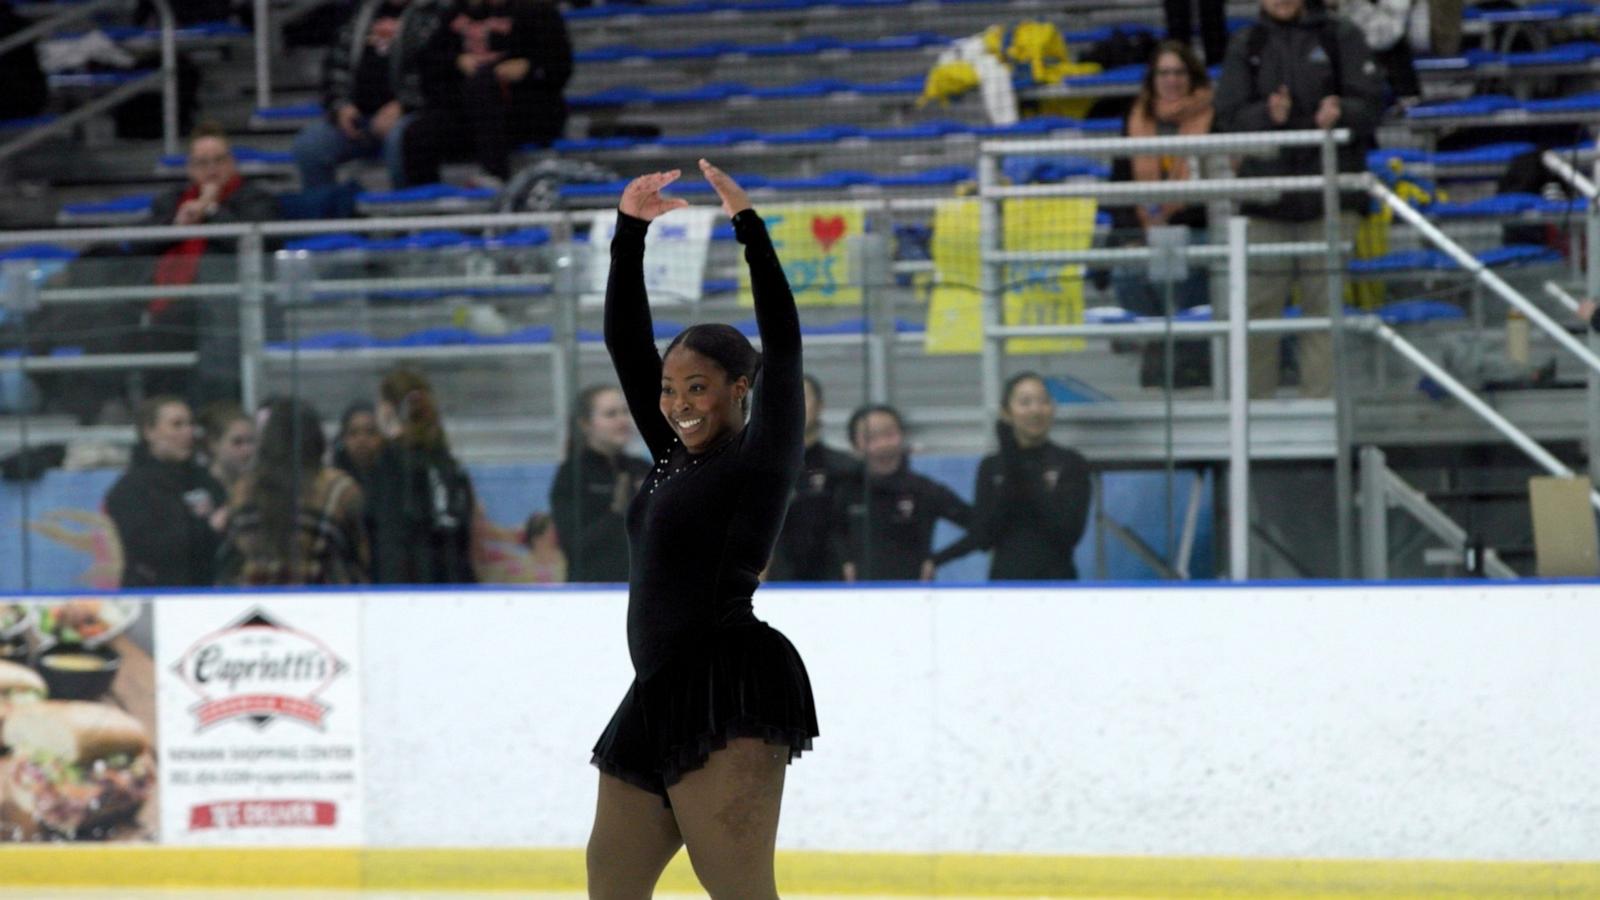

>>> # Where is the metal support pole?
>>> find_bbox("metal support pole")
[254,0,273,112]
[151,0,179,157]
[1359,445,1389,580]
[1324,130,1354,579]
[238,231,266,411]
[978,151,1003,413]
[860,230,894,404]
[1227,216,1250,581]
[1589,162,1600,486]
[1,260,39,590]
[551,239,580,453]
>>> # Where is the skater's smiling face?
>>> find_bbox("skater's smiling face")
[660,347,749,453]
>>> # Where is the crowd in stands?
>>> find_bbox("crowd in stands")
[98,364,1095,588]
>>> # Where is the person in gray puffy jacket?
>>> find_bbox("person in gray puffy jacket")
[1214,0,1384,398]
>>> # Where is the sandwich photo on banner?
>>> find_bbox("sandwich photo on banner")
[2,702,156,839]
[0,598,159,843]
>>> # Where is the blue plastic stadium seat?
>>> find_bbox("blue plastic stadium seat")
[1475,245,1563,267]
[1524,91,1600,113]
[762,124,865,144]
[48,69,154,88]
[253,102,322,121]
[0,115,57,132]
[859,120,968,140]
[876,165,974,187]
[1407,94,1519,118]
[851,75,926,95]
[1535,197,1587,215]
[657,128,761,147]
[655,41,736,60]
[742,36,841,56]
[61,194,153,217]
[748,79,846,100]
[1349,250,1448,273]
[1503,41,1600,66]
[358,184,497,205]
[1428,192,1542,218]
[1435,142,1535,166]
[842,33,947,52]
[1060,65,1145,87]
[284,233,366,253]
[653,82,750,103]
[551,135,638,152]
[1368,148,1429,170]
[702,278,739,295]
[575,45,644,63]
[1378,299,1467,324]
[570,86,653,108]
[0,244,77,263]
[1414,55,1471,71]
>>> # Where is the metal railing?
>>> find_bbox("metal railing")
[0,0,178,159]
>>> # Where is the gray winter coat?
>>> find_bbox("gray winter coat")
[1213,8,1385,221]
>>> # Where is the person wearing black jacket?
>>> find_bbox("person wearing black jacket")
[104,396,227,588]
[767,374,858,581]
[587,162,817,900]
[292,0,435,190]
[0,1,48,122]
[402,0,573,184]
[1214,0,1383,398]
[365,367,478,584]
[835,404,974,582]
[939,373,1092,581]
[549,384,650,583]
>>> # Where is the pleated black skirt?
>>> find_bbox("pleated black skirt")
[591,619,818,807]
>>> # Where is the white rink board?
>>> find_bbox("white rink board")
[360,583,1600,860]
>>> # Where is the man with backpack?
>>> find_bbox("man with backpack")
[1214,0,1384,398]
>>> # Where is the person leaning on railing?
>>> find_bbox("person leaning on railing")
[1214,0,1384,399]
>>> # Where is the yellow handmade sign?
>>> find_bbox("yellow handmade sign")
[925,197,1096,354]
[739,202,865,307]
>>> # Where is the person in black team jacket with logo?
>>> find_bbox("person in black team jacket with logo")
[587,161,817,900]
[938,372,1092,580]
[767,374,858,581]
[550,383,651,583]
[835,403,974,582]
[105,396,227,588]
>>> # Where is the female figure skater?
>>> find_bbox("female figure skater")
[587,160,817,900]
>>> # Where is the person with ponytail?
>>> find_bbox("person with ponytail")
[216,399,368,586]
[585,160,817,900]
[549,384,650,583]
[366,366,479,584]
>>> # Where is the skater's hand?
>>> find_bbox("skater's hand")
[699,158,751,217]
[1267,85,1291,126]
[619,170,689,221]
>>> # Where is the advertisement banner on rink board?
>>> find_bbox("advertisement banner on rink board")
[0,596,160,843]
[155,595,363,846]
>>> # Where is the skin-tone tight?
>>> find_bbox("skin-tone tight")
[587,738,788,900]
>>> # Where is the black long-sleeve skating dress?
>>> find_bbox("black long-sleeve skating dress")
[590,208,818,806]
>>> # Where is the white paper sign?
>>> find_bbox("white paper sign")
[585,207,715,306]
[155,596,363,846]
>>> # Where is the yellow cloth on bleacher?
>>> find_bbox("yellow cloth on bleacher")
[921,22,1098,110]
[738,202,865,307]
[925,197,1096,354]
[920,59,982,107]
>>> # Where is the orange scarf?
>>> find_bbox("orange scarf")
[1127,87,1213,227]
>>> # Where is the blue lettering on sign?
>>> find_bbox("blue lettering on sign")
[784,254,839,297]
[658,224,687,240]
